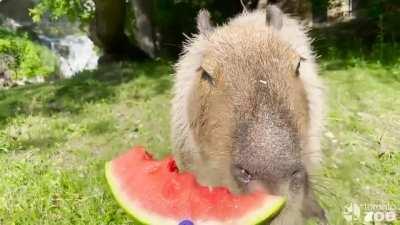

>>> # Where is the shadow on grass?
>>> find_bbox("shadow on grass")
[0,60,172,128]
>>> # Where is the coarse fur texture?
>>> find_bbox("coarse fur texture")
[171,7,326,225]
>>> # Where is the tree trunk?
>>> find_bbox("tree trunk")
[258,0,313,22]
[91,0,148,62]
[0,0,34,25]
[131,0,157,58]
[350,0,361,18]
[311,0,328,23]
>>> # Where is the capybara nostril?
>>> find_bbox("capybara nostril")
[289,167,307,192]
[291,169,301,178]
[291,167,306,180]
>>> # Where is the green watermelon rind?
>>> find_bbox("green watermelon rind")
[244,196,286,225]
[105,161,286,225]
[105,162,159,225]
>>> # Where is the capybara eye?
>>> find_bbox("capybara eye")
[200,67,215,86]
[295,60,301,76]
[295,57,306,77]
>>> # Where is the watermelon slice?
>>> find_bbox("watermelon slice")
[105,147,286,225]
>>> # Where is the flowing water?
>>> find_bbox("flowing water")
[1,2,99,79]
[38,34,99,77]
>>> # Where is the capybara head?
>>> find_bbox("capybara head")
[172,5,326,224]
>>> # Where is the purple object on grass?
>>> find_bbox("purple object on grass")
[179,219,194,225]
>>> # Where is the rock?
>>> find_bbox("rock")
[0,59,13,88]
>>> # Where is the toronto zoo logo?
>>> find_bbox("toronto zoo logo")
[343,202,399,223]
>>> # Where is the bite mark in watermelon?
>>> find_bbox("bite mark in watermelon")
[105,147,286,225]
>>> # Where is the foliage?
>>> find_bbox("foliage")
[358,0,400,19]
[0,28,58,79]
[313,33,400,68]
[30,0,94,23]
[30,0,218,23]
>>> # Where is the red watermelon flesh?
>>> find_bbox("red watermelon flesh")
[105,147,286,225]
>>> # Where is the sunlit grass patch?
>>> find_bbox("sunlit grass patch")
[0,60,399,225]
[316,64,400,225]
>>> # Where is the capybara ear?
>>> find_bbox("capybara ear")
[197,9,214,34]
[266,5,283,30]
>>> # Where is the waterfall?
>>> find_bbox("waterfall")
[38,34,99,77]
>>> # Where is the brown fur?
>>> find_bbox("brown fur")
[171,7,326,225]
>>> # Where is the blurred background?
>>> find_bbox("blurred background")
[0,0,399,224]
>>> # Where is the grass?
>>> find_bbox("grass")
[0,57,399,224]
[0,61,172,225]
[316,62,400,225]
